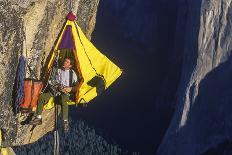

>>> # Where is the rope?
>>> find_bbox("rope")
[24,24,38,80]
[69,0,73,11]
[53,101,59,155]
[28,125,36,143]
[53,51,60,155]
[14,56,27,113]
[26,64,38,79]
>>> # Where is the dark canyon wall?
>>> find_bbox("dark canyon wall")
[158,0,232,154]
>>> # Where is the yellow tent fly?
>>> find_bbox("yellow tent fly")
[43,12,122,109]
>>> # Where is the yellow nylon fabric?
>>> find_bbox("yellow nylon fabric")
[0,129,2,149]
[43,19,122,109]
[43,97,54,110]
[0,130,16,155]
[1,148,16,155]
[43,97,75,110]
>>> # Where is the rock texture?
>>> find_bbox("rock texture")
[158,0,232,154]
[0,0,99,147]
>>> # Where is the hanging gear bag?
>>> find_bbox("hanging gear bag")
[20,79,43,113]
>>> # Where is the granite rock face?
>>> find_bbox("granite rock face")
[158,0,232,154]
[0,0,99,147]
[100,0,232,154]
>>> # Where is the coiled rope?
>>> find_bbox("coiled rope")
[14,56,27,113]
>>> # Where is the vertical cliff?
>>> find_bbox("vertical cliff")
[0,0,99,147]
[158,0,232,154]
[1,0,231,153]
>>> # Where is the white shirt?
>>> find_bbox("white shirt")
[56,69,77,87]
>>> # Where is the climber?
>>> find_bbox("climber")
[29,57,78,132]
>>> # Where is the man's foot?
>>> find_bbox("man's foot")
[63,120,69,133]
[29,116,42,125]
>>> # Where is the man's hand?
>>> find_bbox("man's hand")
[57,85,64,91]
[62,87,72,93]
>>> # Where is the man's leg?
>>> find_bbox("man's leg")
[30,92,52,125]
[60,93,69,121]
[60,93,69,132]
[36,92,53,117]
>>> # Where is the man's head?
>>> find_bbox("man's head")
[63,58,73,70]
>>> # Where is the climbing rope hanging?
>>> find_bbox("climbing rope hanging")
[24,25,38,80]
[53,51,60,155]
[54,97,60,155]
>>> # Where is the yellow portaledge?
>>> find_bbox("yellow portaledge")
[43,19,122,109]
